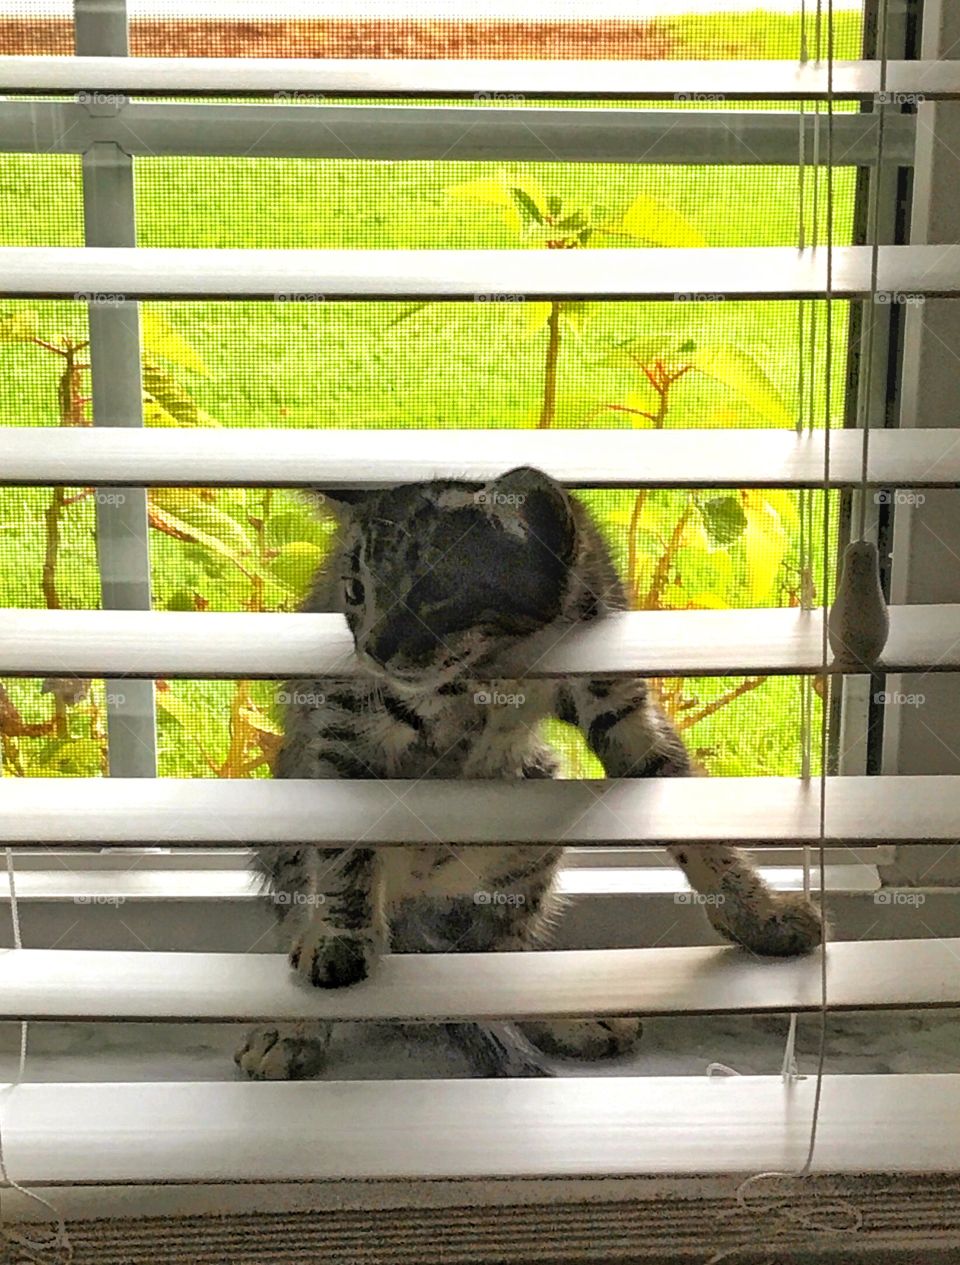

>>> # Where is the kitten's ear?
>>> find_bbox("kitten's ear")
[488,466,575,564]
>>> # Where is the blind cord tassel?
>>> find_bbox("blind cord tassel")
[825,0,891,676]
[827,539,890,669]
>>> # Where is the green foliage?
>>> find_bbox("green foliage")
[699,495,747,546]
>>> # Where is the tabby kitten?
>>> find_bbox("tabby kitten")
[237,467,821,1080]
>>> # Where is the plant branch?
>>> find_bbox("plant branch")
[677,676,768,732]
[537,301,562,429]
[643,501,693,609]
[626,490,647,608]
[42,486,66,609]
[0,682,56,739]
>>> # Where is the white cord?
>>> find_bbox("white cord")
[703,7,870,1258]
[0,850,72,1264]
[855,0,890,539]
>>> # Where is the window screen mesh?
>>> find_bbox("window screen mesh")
[0,1,72,55]
[121,5,861,62]
[1,6,864,781]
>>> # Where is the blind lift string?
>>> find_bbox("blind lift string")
[0,850,73,1263]
[705,0,871,1257]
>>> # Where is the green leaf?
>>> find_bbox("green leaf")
[37,737,102,773]
[557,211,587,230]
[143,364,221,428]
[270,541,324,593]
[598,335,676,372]
[151,489,256,558]
[166,586,200,611]
[510,187,545,225]
[618,195,707,247]
[239,702,284,738]
[742,502,787,601]
[149,499,293,600]
[141,310,209,376]
[757,489,800,532]
[559,300,593,338]
[699,495,747,545]
[0,309,41,343]
[265,509,331,550]
[688,344,792,428]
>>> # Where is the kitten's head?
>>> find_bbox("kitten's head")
[324,467,576,691]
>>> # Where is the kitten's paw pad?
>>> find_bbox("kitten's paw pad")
[290,931,378,988]
[521,1017,644,1061]
[711,891,823,957]
[234,1025,330,1080]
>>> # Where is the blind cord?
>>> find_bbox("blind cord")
[0,850,73,1264]
[704,6,868,1257]
[826,0,891,669]
[857,0,889,540]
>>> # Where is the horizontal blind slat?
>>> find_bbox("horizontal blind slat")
[0,775,955,845]
[5,1075,959,1183]
[2,245,959,300]
[2,56,958,100]
[4,426,959,489]
[0,100,915,165]
[0,606,953,678]
[0,939,955,1022]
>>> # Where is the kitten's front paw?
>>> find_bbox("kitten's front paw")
[290,927,379,988]
[235,1023,331,1080]
[709,890,823,957]
[521,1017,644,1061]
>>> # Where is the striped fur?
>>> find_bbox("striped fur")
[237,468,821,1080]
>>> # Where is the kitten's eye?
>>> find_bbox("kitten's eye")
[344,577,365,606]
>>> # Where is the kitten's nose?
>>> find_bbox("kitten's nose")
[368,618,437,670]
